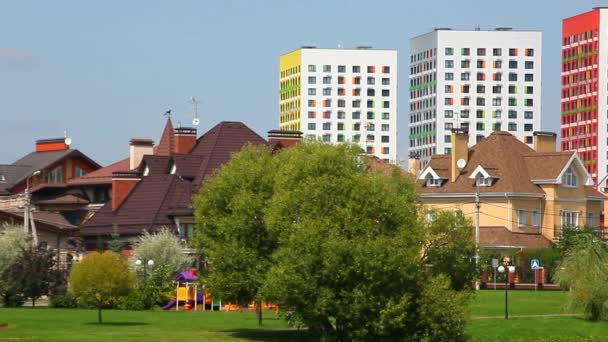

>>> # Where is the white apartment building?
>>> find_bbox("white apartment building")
[279,47,398,162]
[409,28,542,165]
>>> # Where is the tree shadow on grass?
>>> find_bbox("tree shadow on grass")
[225,329,318,342]
[84,322,149,326]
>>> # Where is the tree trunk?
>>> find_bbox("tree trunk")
[256,300,263,326]
[32,297,36,308]
[98,303,103,324]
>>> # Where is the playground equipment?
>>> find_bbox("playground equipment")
[162,268,222,311]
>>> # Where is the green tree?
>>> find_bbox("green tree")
[69,251,134,323]
[195,141,471,339]
[193,144,276,324]
[0,224,30,305]
[1,244,58,307]
[132,228,192,307]
[554,232,608,321]
[422,209,477,290]
[107,224,122,253]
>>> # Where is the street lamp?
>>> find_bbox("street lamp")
[497,259,516,319]
[24,170,41,245]
[135,259,154,308]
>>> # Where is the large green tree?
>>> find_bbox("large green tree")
[0,224,30,305]
[69,251,134,323]
[194,141,471,339]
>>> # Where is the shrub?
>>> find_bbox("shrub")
[120,290,147,311]
[50,294,77,308]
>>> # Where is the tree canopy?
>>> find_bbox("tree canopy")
[69,251,134,323]
[194,141,472,339]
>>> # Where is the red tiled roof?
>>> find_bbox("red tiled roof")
[81,121,267,236]
[67,158,129,185]
[0,209,77,232]
[155,118,175,156]
[480,226,552,249]
[36,194,90,205]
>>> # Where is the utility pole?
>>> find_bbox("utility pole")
[475,185,481,290]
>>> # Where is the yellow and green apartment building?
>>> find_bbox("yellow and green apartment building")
[415,130,605,250]
[279,46,398,162]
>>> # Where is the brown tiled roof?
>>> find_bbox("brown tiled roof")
[585,186,606,199]
[67,158,129,185]
[81,121,267,236]
[419,131,577,195]
[0,165,31,195]
[36,194,90,205]
[155,118,175,156]
[0,209,77,232]
[480,226,552,249]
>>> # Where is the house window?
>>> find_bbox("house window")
[476,177,493,187]
[75,166,86,178]
[561,211,579,227]
[179,223,195,241]
[587,212,595,227]
[562,167,577,187]
[426,178,442,187]
[47,166,63,183]
[517,209,526,227]
[531,210,540,227]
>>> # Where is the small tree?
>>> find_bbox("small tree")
[0,224,30,305]
[132,228,192,307]
[554,233,608,321]
[69,251,134,323]
[2,244,57,307]
[107,224,122,254]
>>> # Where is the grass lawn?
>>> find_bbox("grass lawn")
[2,291,608,341]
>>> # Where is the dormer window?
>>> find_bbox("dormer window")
[143,165,150,177]
[562,167,577,187]
[426,178,443,187]
[475,177,494,187]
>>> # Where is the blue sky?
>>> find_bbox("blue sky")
[0,0,602,165]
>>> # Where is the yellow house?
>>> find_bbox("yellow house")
[415,130,605,250]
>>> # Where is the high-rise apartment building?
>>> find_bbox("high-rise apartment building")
[409,28,542,165]
[560,8,606,187]
[279,47,398,162]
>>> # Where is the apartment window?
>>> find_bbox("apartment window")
[352,111,361,119]
[381,124,390,131]
[461,48,470,56]
[366,135,375,143]
[445,72,454,80]
[366,146,374,154]
[445,98,453,105]
[308,88,316,95]
[525,61,534,69]
[493,110,502,118]
[562,167,577,187]
[445,122,453,130]
[337,122,345,131]
[323,88,331,95]
[509,48,518,56]
[461,72,470,81]
[308,123,316,130]
[494,60,502,68]
[382,78,390,85]
[494,72,502,81]
[524,111,533,119]
[525,86,533,94]
[338,76,345,84]
[338,65,346,73]
[338,111,346,119]
[367,111,375,119]
[508,73,517,81]
[476,122,485,130]
[445,110,453,118]
[525,48,534,57]
[461,60,471,68]
[322,134,331,142]
[337,99,346,108]
[492,85,502,94]
[492,48,502,56]
[476,72,485,81]
[367,66,376,73]
[476,135,484,143]
[382,147,389,155]
[382,101,390,108]
[381,135,390,143]
[477,85,485,93]
[323,65,331,72]
[508,122,517,131]
[353,123,361,131]
[508,97,517,106]
[308,76,316,84]
[561,211,579,226]
[337,134,345,142]
[476,110,485,118]
[323,111,331,119]
[308,65,316,72]
[477,48,486,56]
[307,111,316,119]
[308,99,316,107]
[352,100,361,108]
[445,60,454,68]
[517,209,526,227]
[382,66,390,73]
[492,97,502,106]
[352,134,361,142]
[477,59,485,68]
[323,76,331,84]
[508,85,517,94]
[460,110,470,118]
[525,99,533,107]
[462,85,470,93]
[367,77,375,85]
[476,97,485,106]
[508,110,517,119]
[461,97,470,105]
[324,99,332,107]
[367,88,375,96]
[382,89,390,96]
[524,124,534,132]
[353,88,361,96]
[366,100,375,108]
[508,60,518,69]
[353,77,362,85]
[493,122,502,131]
[352,65,360,73]
[445,47,454,55]
[525,74,534,82]
[322,122,331,131]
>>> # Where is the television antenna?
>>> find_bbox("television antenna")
[190,96,200,126]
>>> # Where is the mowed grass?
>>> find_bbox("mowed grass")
[2,291,608,341]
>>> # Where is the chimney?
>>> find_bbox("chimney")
[407,152,421,176]
[111,170,141,210]
[174,127,197,154]
[36,138,68,152]
[129,139,154,169]
[533,131,556,153]
[450,128,469,182]
[267,130,303,148]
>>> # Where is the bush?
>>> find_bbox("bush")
[1,288,24,307]
[50,294,77,308]
[120,290,147,311]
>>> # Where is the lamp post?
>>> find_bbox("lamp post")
[24,170,41,245]
[497,259,516,319]
[135,259,154,308]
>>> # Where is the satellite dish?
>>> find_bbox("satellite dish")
[64,137,72,146]
[456,158,466,169]
[192,118,200,126]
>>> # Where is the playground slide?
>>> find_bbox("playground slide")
[162,299,177,310]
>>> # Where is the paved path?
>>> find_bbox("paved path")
[472,313,580,320]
